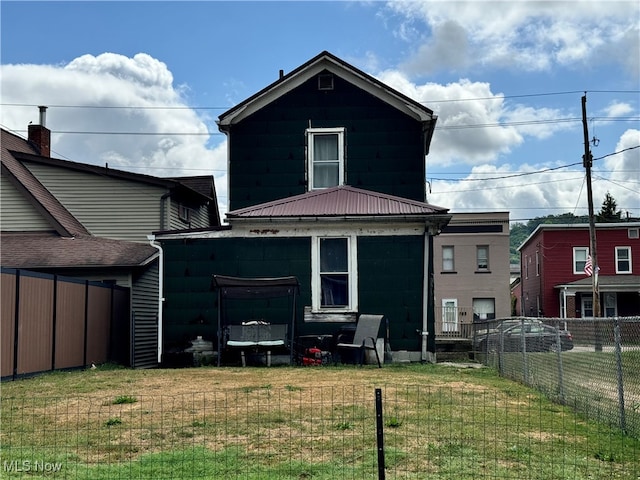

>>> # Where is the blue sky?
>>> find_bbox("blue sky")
[1,1,639,222]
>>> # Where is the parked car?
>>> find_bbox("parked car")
[475,322,573,353]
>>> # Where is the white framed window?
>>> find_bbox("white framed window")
[473,298,496,321]
[476,246,489,271]
[573,247,589,274]
[307,127,345,190]
[442,246,454,272]
[615,246,631,273]
[311,236,357,311]
[629,228,639,239]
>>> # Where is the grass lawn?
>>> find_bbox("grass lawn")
[1,363,638,479]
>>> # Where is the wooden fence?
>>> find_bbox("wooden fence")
[1,268,130,380]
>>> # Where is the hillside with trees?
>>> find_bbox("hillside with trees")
[509,193,636,264]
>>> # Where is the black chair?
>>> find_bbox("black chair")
[336,314,384,368]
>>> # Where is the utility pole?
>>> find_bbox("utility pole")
[582,94,601,318]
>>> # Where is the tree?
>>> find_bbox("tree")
[597,192,621,223]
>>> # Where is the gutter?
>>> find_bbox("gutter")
[147,235,164,364]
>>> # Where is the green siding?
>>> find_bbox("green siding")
[228,73,427,211]
[162,234,428,355]
[358,236,425,352]
[162,237,311,350]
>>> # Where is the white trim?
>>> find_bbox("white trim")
[306,127,345,190]
[615,246,632,274]
[155,222,428,240]
[311,234,358,313]
[573,246,589,274]
[217,57,435,127]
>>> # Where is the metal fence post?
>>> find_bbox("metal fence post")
[555,325,565,402]
[520,318,528,383]
[613,319,626,433]
[375,388,386,480]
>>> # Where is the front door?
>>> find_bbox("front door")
[581,295,593,317]
[442,299,458,332]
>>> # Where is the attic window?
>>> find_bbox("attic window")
[179,204,191,223]
[629,228,639,239]
[318,74,334,91]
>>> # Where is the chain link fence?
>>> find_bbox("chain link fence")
[473,316,640,438]
[2,381,638,479]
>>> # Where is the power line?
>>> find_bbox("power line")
[3,89,639,109]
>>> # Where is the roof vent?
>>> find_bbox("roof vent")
[318,73,334,91]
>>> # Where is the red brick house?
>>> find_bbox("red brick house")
[517,223,640,318]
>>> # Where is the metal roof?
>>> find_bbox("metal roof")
[226,185,449,219]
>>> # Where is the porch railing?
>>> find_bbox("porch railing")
[434,306,476,338]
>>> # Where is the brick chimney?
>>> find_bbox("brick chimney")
[28,106,50,157]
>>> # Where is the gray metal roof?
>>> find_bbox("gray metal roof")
[226,185,449,219]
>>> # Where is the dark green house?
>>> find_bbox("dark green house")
[156,51,451,364]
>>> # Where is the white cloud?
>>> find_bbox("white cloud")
[426,129,640,222]
[385,1,639,74]
[0,53,229,216]
[375,72,572,166]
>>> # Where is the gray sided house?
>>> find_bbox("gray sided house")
[1,120,219,369]
[157,51,451,363]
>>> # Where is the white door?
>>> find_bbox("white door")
[442,299,458,332]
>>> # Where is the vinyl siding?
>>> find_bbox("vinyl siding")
[23,162,167,242]
[131,260,159,368]
[168,199,210,230]
[0,174,51,231]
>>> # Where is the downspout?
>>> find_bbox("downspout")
[421,230,429,362]
[421,227,436,363]
[147,235,164,364]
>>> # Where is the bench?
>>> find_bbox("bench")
[225,323,288,366]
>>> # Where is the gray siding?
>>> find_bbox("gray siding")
[23,162,168,242]
[168,199,210,230]
[0,174,51,231]
[131,260,159,368]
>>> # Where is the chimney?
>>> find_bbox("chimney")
[28,106,51,157]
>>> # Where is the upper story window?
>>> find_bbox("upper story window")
[616,246,631,273]
[311,236,357,312]
[307,127,345,190]
[476,246,489,271]
[573,247,588,274]
[442,246,455,272]
[179,204,191,223]
[536,250,540,276]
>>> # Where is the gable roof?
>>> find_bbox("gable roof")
[1,127,215,269]
[226,185,449,220]
[2,128,220,235]
[1,129,89,237]
[217,51,438,154]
